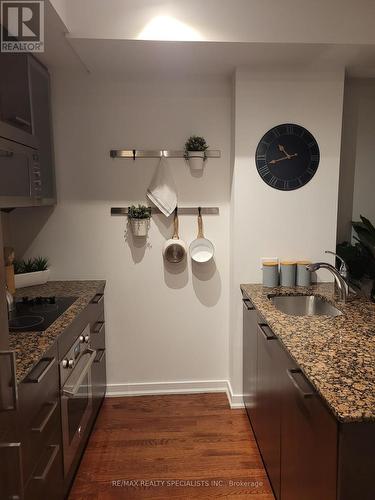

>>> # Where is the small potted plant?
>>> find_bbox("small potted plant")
[184,135,209,170]
[14,256,50,289]
[128,204,151,237]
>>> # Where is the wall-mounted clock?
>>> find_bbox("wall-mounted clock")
[255,123,320,191]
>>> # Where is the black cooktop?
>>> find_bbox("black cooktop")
[9,296,78,333]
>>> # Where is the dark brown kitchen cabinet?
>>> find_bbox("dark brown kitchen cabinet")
[255,322,282,499]
[18,343,63,500]
[28,56,56,202]
[243,306,337,500]
[0,353,23,500]
[242,295,375,500]
[280,355,337,500]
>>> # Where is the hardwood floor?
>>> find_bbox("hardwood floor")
[69,393,274,499]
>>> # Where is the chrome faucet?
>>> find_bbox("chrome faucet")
[306,262,349,303]
[325,250,349,281]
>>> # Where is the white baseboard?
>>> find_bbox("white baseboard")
[226,380,245,409]
[106,379,244,409]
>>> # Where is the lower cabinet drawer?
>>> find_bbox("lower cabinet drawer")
[18,344,60,483]
[22,400,61,485]
[24,430,63,500]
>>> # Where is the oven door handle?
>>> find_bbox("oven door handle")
[62,349,96,397]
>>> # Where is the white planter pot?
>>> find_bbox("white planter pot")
[186,151,206,170]
[130,218,150,237]
[15,269,50,289]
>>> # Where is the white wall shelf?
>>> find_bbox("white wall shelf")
[111,207,219,216]
[110,149,221,160]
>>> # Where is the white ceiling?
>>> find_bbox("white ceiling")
[42,1,375,79]
[58,0,375,45]
[65,38,375,78]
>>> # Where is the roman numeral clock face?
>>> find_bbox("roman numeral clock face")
[255,124,320,191]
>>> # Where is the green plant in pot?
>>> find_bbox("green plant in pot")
[128,204,151,237]
[336,215,375,301]
[14,256,50,289]
[184,135,209,170]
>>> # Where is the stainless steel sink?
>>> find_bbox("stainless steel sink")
[269,295,342,317]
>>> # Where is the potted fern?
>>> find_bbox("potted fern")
[14,256,50,289]
[184,135,209,170]
[128,204,151,237]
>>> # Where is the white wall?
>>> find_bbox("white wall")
[9,72,232,393]
[65,0,375,44]
[229,68,345,396]
[337,79,375,243]
[6,65,347,401]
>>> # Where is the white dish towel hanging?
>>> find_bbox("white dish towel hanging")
[147,157,178,217]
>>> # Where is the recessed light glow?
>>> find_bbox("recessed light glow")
[138,15,202,41]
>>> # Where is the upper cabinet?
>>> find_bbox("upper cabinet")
[0,54,32,134]
[0,54,56,207]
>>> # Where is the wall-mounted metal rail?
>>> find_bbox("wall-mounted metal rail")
[110,149,221,160]
[111,207,219,216]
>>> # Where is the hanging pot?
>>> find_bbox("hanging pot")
[189,207,214,263]
[163,208,187,263]
[130,218,150,237]
[186,151,206,170]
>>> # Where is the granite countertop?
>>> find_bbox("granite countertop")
[241,283,375,423]
[9,280,106,383]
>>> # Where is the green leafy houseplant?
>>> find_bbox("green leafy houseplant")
[184,136,209,170]
[128,205,151,237]
[184,135,209,154]
[14,256,49,274]
[337,215,375,301]
[128,205,151,219]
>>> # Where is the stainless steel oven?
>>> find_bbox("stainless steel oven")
[60,325,96,476]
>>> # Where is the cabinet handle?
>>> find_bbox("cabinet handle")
[33,445,60,481]
[0,351,18,411]
[31,400,58,433]
[25,357,55,384]
[257,323,276,340]
[94,348,105,364]
[11,115,32,128]
[242,298,255,310]
[63,349,96,396]
[91,293,104,304]
[92,320,105,334]
[287,369,316,398]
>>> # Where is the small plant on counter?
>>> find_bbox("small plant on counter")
[128,204,151,237]
[184,135,209,171]
[14,256,49,274]
[13,256,50,289]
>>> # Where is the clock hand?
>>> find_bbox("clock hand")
[278,144,291,158]
[269,153,298,165]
